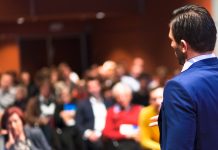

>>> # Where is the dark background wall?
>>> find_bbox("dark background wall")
[0,0,212,75]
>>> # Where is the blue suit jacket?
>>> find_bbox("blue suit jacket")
[159,58,218,150]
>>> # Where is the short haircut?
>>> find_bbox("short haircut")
[85,76,101,86]
[170,4,217,52]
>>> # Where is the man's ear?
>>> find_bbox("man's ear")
[180,39,188,53]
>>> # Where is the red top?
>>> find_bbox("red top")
[103,104,142,140]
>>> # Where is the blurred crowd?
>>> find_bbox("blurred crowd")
[0,57,178,150]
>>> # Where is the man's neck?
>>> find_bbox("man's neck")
[91,95,101,101]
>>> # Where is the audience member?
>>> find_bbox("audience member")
[121,57,145,92]
[0,73,17,117]
[54,87,84,150]
[103,82,142,150]
[76,77,113,150]
[132,74,151,106]
[13,85,28,111]
[25,80,58,149]
[1,106,51,150]
[98,60,119,99]
[58,62,79,87]
[138,87,163,150]
[19,71,38,99]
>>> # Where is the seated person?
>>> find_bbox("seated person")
[102,82,142,150]
[1,106,51,150]
[0,73,17,118]
[138,87,164,150]
[76,77,113,150]
[25,80,58,148]
[13,85,28,111]
[54,87,84,150]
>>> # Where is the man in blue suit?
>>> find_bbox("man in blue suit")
[159,4,218,150]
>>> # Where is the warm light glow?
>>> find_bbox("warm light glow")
[96,12,105,19]
[17,17,25,24]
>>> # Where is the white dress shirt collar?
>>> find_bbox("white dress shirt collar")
[90,96,102,104]
[181,53,216,72]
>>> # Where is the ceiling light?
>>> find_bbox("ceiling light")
[17,17,25,24]
[96,12,105,19]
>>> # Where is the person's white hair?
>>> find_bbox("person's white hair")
[112,82,132,97]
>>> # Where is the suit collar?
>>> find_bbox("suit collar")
[187,57,218,70]
[182,53,216,72]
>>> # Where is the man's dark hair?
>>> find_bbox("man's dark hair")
[170,4,217,52]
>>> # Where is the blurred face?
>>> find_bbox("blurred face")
[116,65,126,77]
[21,72,30,85]
[133,57,144,66]
[99,61,117,79]
[87,80,101,98]
[149,88,164,111]
[40,83,51,98]
[140,78,149,91]
[115,90,132,108]
[60,89,71,103]
[169,27,186,65]
[50,71,59,83]
[7,113,24,138]
[131,65,143,78]
[0,74,13,90]
[60,65,71,79]
[15,88,26,101]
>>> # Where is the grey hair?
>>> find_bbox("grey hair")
[112,82,132,97]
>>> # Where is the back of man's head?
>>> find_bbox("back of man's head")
[170,4,217,53]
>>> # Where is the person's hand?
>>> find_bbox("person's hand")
[149,115,159,127]
[60,110,75,123]
[60,111,68,119]
[60,110,75,118]
[88,131,100,142]
[125,132,139,141]
[5,130,15,149]
[39,116,50,125]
